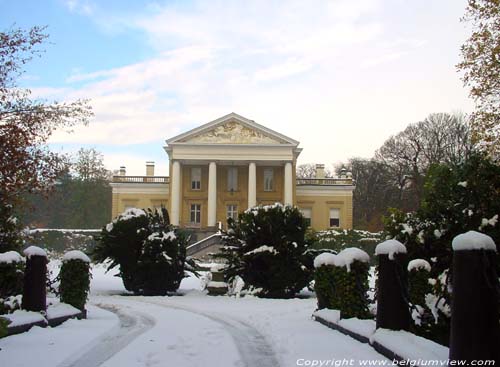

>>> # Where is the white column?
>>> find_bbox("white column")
[284,162,293,206]
[207,161,217,227]
[248,162,257,208]
[171,160,181,226]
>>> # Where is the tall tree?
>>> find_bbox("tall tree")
[0,26,92,248]
[0,26,92,205]
[457,0,500,159]
[375,113,472,211]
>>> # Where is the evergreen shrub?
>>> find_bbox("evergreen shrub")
[59,251,91,311]
[93,207,194,295]
[0,251,25,314]
[217,204,310,298]
[314,248,371,319]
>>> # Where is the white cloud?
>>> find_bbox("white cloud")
[38,0,472,168]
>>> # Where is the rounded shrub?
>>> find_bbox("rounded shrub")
[93,207,193,295]
[314,248,371,319]
[59,250,91,311]
[218,204,310,298]
[0,251,25,299]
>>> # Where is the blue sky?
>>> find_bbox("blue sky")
[1,0,473,175]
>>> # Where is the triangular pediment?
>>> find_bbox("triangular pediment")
[166,113,298,146]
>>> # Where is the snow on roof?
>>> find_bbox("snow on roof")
[62,250,91,263]
[314,247,369,271]
[452,231,497,252]
[408,259,431,272]
[23,246,47,259]
[375,240,407,260]
[0,251,25,264]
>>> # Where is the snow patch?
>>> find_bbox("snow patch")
[46,303,82,319]
[0,251,25,264]
[244,245,277,256]
[62,250,91,263]
[457,181,467,188]
[313,253,337,268]
[452,231,496,252]
[23,246,47,259]
[3,309,46,327]
[375,240,407,260]
[408,259,431,272]
[370,328,448,362]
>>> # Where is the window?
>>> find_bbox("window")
[301,208,312,227]
[227,167,238,191]
[329,208,340,228]
[190,204,201,224]
[227,204,238,221]
[264,168,274,191]
[191,167,201,190]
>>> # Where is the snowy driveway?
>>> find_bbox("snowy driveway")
[0,265,388,366]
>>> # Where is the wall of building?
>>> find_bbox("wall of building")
[296,191,353,230]
[111,185,169,219]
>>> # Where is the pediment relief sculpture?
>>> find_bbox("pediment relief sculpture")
[181,121,283,144]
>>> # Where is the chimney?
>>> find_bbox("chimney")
[146,161,155,176]
[315,164,325,179]
[119,166,126,176]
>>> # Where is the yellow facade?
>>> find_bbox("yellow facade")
[110,113,355,231]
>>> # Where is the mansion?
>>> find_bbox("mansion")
[111,113,355,231]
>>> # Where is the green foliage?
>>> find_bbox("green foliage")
[0,202,23,252]
[314,261,371,319]
[0,255,24,301]
[308,229,382,264]
[0,317,10,338]
[23,230,97,255]
[93,207,194,295]
[59,258,91,311]
[383,153,500,276]
[218,204,310,298]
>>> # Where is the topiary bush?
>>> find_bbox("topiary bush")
[314,248,371,319]
[59,250,91,311]
[217,203,311,298]
[0,251,25,302]
[93,207,194,295]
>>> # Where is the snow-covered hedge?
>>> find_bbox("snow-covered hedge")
[59,250,91,311]
[93,207,194,295]
[217,203,310,298]
[0,251,25,314]
[314,247,371,319]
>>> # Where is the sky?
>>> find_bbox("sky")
[1,0,473,176]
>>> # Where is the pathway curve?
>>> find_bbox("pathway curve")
[133,297,281,367]
[56,304,155,367]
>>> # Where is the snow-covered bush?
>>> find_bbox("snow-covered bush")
[0,251,24,314]
[408,259,434,339]
[217,203,310,298]
[382,153,500,345]
[59,250,91,311]
[93,207,194,295]
[314,248,371,319]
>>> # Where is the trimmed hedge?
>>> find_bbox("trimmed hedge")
[59,256,91,311]
[0,252,24,300]
[315,260,371,319]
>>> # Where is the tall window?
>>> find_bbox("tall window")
[301,208,312,227]
[329,208,340,228]
[264,168,274,191]
[190,204,201,224]
[191,167,201,190]
[227,167,238,191]
[227,204,238,221]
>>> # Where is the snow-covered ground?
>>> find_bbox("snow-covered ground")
[1,262,390,367]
